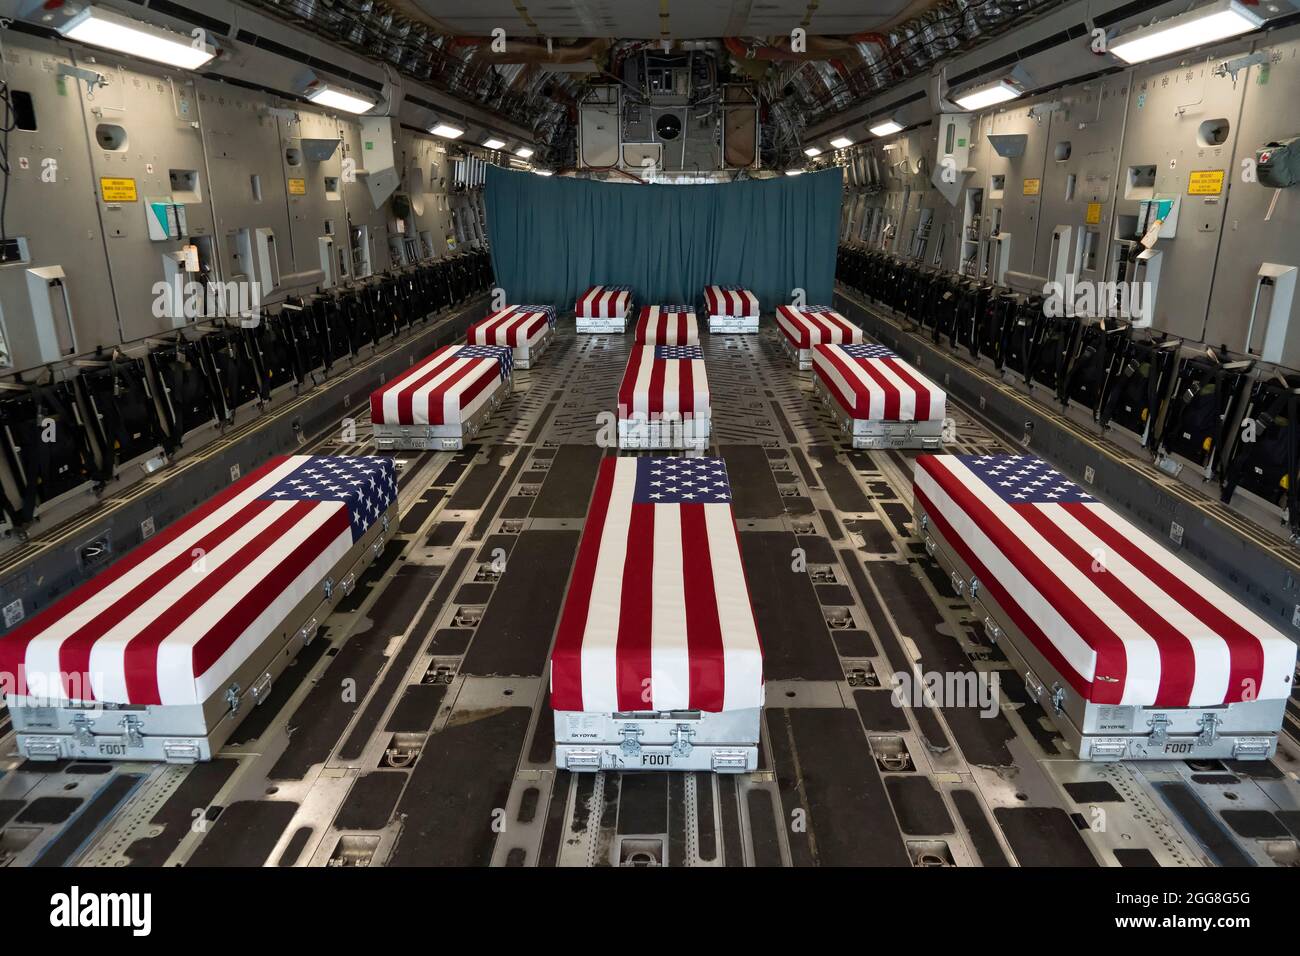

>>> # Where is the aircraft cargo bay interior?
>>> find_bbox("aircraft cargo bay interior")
[0,0,1298,905]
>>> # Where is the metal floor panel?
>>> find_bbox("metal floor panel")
[2,319,1299,868]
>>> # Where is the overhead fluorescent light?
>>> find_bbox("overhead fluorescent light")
[1108,0,1263,64]
[482,138,506,150]
[430,122,466,139]
[784,169,804,176]
[953,79,1021,111]
[803,146,822,157]
[870,120,904,137]
[534,170,554,176]
[57,5,216,70]
[515,147,535,158]
[305,83,375,115]
[829,136,854,149]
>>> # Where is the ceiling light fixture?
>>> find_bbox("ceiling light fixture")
[57,5,216,70]
[869,120,904,137]
[1108,0,1263,64]
[829,136,854,149]
[515,147,535,159]
[803,146,822,157]
[430,122,466,139]
[307,86,376,114]
[953,79,1022,111]
[482,138,506,150]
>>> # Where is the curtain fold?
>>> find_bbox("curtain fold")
[484,167,843,313]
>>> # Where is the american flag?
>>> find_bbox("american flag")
[619,345,709,420]
[262,456,396,541]
[914,454,1296,708]
[656,345,703,360]
[813,343,946,422]
[517,304,557,328]
[459,343,513,380]
[550,456,763,713]
[576,285,632,319]
[841,343,897,359]
[704,285,759,318]
[467,306,550,348]
[0,455,396,707]
[371,344,509,426]
[635,306,699,346]
[776,305,863,348]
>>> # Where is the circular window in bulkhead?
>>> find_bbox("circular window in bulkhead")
[655,113,682,141]
[96,123,128,151]
[1197,119,1230,147]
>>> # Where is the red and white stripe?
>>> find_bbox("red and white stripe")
[704,286,759,318]
[576,285,631,319]
[370,346,502,426]
[913,455,1297,708]
[467,306,549,348]
[776,306,862,348]
[0,456,370,707]
[618,347,709,420]
[549,458,763,712]
[634,307,699,346]
[813,344,946,422]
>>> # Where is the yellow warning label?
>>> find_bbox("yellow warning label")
[99,177,138,203]
[1022,178,1041,196]
[1085,202,1103,225]
[1187,169,1225,195]
[287,177,306,196]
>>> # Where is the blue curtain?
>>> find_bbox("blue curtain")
[483,166,843,313]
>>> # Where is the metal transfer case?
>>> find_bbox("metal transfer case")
[913,504,1287,762]
[550,456,764,773]
[555,708,761,772]
[11,501,396,765]
[511,323,554,370]
[708,314,761,334]
[702,286,760,334]
[813,374,944,450]
[575,314,629,334]
[781,333,815,371]
[617,413,711,451]
[372,378,508,451]
[575,287,634,334]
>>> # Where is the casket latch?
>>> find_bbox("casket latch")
[619,725,644,757]
[72,713,96,748]
[1147,712,1171,747]
[1197,712,1221,747]
[120,714,144,748]
[671,723,696,757]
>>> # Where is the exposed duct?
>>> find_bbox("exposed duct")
[722,35,889,62]
[241,0,578,162]
[451,37,611,66]
[760,0,1065,165]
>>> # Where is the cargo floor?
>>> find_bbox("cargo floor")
[3,319,1299,868]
